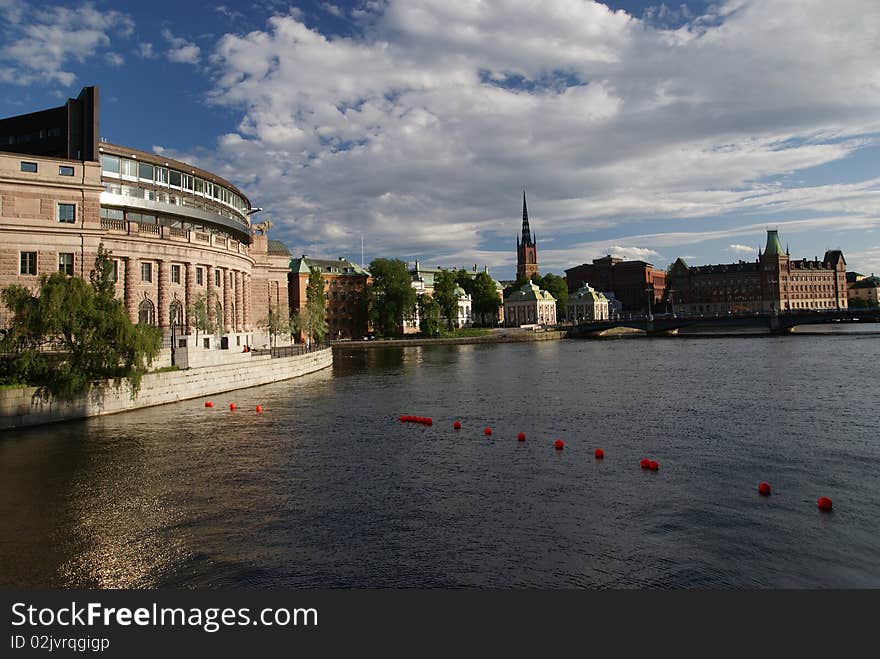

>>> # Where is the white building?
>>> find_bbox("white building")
[503,281,556,326]
[567,283,609,322]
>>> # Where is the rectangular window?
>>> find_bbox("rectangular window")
[100,207,124,221]
[58,253,74,275]
[112,260,119,283]
[171,264,181,284]
[101,155,120,174]
[20,251,37,275]
[121,159,137,178]
[155,167,168,185]
[141,262,152,282]
[194,178,204,194]
[138,162,154,181]
[215,270,220,287]
[59,165,75,176]
[182,174,194,191]
[58,203,76,223]
[20,161,38,173]
[169,170,182,187]
[196,267,204,286]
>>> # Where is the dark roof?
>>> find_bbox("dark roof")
[687,261,760,275]
[290,256,369,276]
[846,272,864,283]
[851,276,880,289]
[267,239,290,255]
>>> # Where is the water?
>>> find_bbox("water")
[1,331,879,588]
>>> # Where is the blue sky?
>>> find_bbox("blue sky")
[2,0,879,280]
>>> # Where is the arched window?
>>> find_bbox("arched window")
[138,299,155,325]
[169,300,183,327]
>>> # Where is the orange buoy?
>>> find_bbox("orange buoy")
[453,421,461,430]
[517,432,526,442]
[554,439,565,450]
[817,496,833,512]
[256,405,263,413]
[648,460,659,471]
[594,448,604,459]
[229,403,236,411]
[640,458,651,469]
[205,401,214,408]
[758,482,771,496]
[484,427,492,436]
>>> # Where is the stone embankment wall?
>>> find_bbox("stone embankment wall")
[336,330,565,349]
[0,348,332,430]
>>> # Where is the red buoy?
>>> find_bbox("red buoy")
[594,448,604,459]
[648,460,659,471]
[453,421,461,430]
[229,403,236,411]
[517,432,526,442]
[256,405,263,413]
[205,401,213,408]
[554,439,565,450]
[640,458,651,469]
[484,427,492,436]
[758,482,771,496]
[817,496,833,512]
[426,418,433,426]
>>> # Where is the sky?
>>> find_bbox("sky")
[1,0,879,280]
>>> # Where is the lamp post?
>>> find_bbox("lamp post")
[170,316,177,367]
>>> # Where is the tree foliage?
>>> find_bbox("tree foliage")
[367,258,416,337]
[533,272,569,320]
[432,268,460,331]
[290,267,328,344]
[454,269,475,296]
[0,244,162,399]
[188,291,216,342]
[417,293,441,337]
[471,271,501,326]
[260,305,289,349]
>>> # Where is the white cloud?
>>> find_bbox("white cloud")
[137,42,155,59]
[158,0,880,276]
[105,52,124,67]
[0,1,134,86]
[728,244,757,254]
[162,28,201,65]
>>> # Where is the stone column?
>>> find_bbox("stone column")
[234,271,244,332]
[123,257,137,323]
[223,269,233,332]
[185,262,195,334]
[206,265,215,326]
[157,259,167,329]
[243,273,251,330]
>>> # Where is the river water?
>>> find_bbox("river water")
[1,330,879,588]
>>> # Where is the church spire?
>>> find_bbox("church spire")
[521,189,533,246]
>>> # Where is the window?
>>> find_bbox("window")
[20,161,37,173]
[138,162,154,181]
[58,203,76,223]
[101,155,120,174]
[138,299,155,325]
[169,170,181,187]
[155,167,168,185]
[112,260,119,282]
[20,251,37,275]
[59,165,74,176]
[196,267,204,286]
[215,270,220,287]
[121,159,137,178]
[171,264,181,284]
[58,253,74,275]
[141,262,152,282]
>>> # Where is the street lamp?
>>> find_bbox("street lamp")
[170,316,177,367]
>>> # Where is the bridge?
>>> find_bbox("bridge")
[565,308,880,337]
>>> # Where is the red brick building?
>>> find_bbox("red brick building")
[565,256,666,312]
[289,256,371,340]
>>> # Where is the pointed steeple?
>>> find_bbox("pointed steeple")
[521,190,533,246]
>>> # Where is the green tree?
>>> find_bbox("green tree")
[260,305,289,349]
[188,292,216,343]
[290,267,328,345]
[433,268,460,331]
[535,272,568,320]
[454,269,475,296]
[0,244,162,399]
[471,271,502,326]
[367,258,417,337]
[417,294,441,337]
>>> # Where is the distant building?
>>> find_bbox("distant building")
[667,230,847,314]
[503,281,556,326]
[516,191,538,281]
[847,275,879,306]
[567,283,609,322]
[565,255,666,312]
[604,292,623,319]
[289,256,370,340]
[405,262,504,332]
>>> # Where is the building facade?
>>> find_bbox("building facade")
[847,275,880,306]
[288,255,371,340]
[565,256,666,312]
[667,230,848,315]
[404,262,475,333]
[516,191,538,282]
[0,86,291,352]
[566,283,609,322]
[503,281,556,326]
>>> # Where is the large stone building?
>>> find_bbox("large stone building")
[516,191,538,282]
[289,255,371,340]
[0,86,291,352]
[667,230,847,315]
[565,256,666,312]
[503,281,556,326]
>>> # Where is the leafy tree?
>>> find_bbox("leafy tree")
[260,305,289,349]
[471,271,502,326]
[433,268,460,331]
[367,258,416,337]
[290,267,328,345]
[454,269,475,296]
[535,272,568,320]
[188,292,216,343]
[0,244,162,399]
[417,294,441,337]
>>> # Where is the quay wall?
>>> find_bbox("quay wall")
[0,348,332,430]
[336,330,565,349]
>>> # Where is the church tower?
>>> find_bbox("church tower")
[516,190,539,281]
